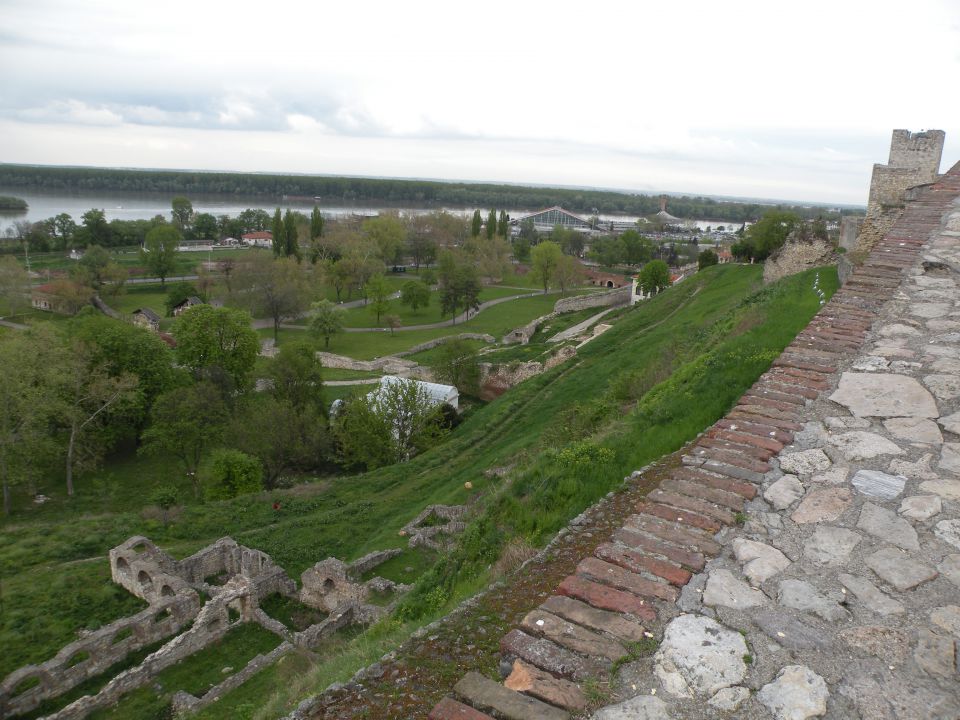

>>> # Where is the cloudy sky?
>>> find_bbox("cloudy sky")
[1,0,959,205]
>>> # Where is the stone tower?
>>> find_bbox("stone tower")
[847,129,945,253]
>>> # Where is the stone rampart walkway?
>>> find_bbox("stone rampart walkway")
[428,164,960,720]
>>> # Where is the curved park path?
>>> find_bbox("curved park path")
[299,164,960,720]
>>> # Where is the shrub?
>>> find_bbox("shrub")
[202,449,264,500]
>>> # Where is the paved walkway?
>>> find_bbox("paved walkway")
[547,305,623,343]
[427,165,960,719]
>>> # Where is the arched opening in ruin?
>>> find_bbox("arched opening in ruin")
[160,584,175,597]
[112,627,134,644]
[115,556,130,576]
[606,281,614,288]
[10,674,44,697]
[137,570,153,589]
[206,617,223,633]
[321,578,335,593]
[131,542,149,554]
[153,608,173,624]
[65,650,90,669]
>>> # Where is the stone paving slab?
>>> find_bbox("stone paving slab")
[429,163,960,719]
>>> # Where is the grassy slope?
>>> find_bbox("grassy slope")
[0,264,837,715]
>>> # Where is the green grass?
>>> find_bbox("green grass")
[259,594,327,631]
[86,622,281,720]
[105,283,170,316]
[320,367,383,381]
[0,264,837,714]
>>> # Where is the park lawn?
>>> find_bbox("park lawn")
[320,368,383,381]
[271,292,574,359]
[404,339,490,366]
[108,283,170,316]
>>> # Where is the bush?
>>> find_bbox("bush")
[202,449,264,500]
[698,249,719,270]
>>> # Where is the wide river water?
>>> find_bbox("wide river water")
[0,188,736,233]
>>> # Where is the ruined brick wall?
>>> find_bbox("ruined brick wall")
[762,238,836,284]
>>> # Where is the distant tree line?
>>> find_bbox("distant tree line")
[0,195,27,210]
[0,164,856,222]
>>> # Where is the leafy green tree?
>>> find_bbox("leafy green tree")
[513,237,531,262]
[471,209,482,237]
[405,223,437,271]
[0,255,30,318]
[310,206,325,240]
[271,208,284,257]
[171,304,260,391]
[149,485,179,526]
[497,210,509,238]
[366,273,392,324]
[551,225,584,257]
[437,251,481,323]
[80,209,112,246]
[363,214,405,264]
[386,314,402,335]
[140,382,228,497]
[193,212,218,240]
[431,339,480,394]
[201,449,263,500]
[309,300,345,350]
[141,225,180,288]
[229,394,331,487]
[486,209,497,239]
[531,240,562,293]
[740,210,802,261]
[164,281,202,315]
[53,213,77,249]
[266,341,325,412]
[555,254,586,295]
[171,196,193,234]
[698,249,719,270]
[400,279,431,313]
[639,259,671,296]
[334,378,445,469]
[233,255,309,341]
[283,209,300,259]
[621,230,654,265]
[518,218,538,243]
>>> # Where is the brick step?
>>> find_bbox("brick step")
[595,541,692,586]
[624,513,721,553]
[685,445,771,473]
[690,457,766,484]
[764,371,831,393]
[671,467,758,499]
[541,595,649,643]
[429,696,497,720]
[754,379,819,400]
[697,436,775,462]
[773,355,837,374]
[647,488,736,525]
[635,500,722,533]
[520,608,628,662]
[454,671,570,720]
[557,575,657,621]
[613,527,706,570]
[768,364,834,383]
[791,337,857,355]
[731,404,803,426]
[505,659,588,713]
[706,428,784,454]
[743,386,807,406]
[660,477,746,510]
[715,416,794,443]
[782,344,844,360]
[577,556,678,602]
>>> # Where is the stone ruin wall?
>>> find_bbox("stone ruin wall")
[762,237,837,285]
[857,129,945,254]
[478,345,577,400]
[503,287,629,346]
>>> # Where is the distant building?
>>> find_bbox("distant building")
[512,206,595,234]
[132,307,161,331]
[31,281,85,314]
[171,296,204,316]
[585,269,629,289]
[241,231,272,248]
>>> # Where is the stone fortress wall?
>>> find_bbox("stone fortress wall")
[856,129,945,254]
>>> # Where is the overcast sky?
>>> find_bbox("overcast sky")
[1,0,959,206]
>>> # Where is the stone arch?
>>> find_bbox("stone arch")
[137,570,153,589]
[115,556,131,576]
[322,578,335,593]
[606,280,614,288]
[160,584,175,597]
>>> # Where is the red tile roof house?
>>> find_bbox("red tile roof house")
[241,231,273,248]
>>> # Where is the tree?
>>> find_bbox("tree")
[366,273,392,324]
[467,234,511,283]
[400,279,430,313]
[552,225,584,257]
[437,251,481,323]
[233,255,309,341]
[363,214,405,264]
[80,209,112,246]
[621,230,654,265]
[308,299,345,349]
[531,240,562,293]
[334,378,445,469]
[405,218,438,271]
[271,208,284,257]
[471,209,482,237]
[698,249,719,270]
[0,329,60,514]
[141,225,180,288]
[0,255,30,318]
[149,485,179,526]
[555,254,587,295]
[52,213,77,249]
[283,209,301,259]
[740,210,802,261]
[266,341,325,412]
[230,393,331,487]
[172,304,260,391]
[431,339,480,395]
[238,208,272,234]
[639,260,671,296]
[497,210,509,238]
[201,449,263,500]
[310,206,325,241]
[74,244,112,290]
[140,382,228,497]
[57,339,139,496]
[193,212,218,240]
[486,209,497,240]
[171,196,193,234]
[386,314,402,335]
[518,218,538,244]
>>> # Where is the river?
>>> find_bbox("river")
[0,188,737,233]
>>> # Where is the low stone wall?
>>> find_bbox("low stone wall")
[394,333,496,357]
[348,549,403,578]
[553,286,629,314]
[478,345,576,400]
[171,642,294,716]
[0,594,199,718]
[762,238,837,284]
